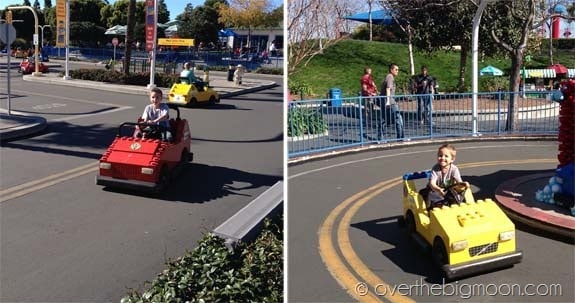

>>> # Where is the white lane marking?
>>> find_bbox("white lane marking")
[289,144,553,180]
[11,89,128,108]
[52,106,132,122]
[32,103,67,110]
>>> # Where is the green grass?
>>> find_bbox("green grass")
[289,39,575,98]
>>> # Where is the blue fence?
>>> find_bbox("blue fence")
[288,91,559,158]
[42,46,283,71]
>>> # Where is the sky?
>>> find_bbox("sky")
[0,1,284,21]
[108,0,284,21]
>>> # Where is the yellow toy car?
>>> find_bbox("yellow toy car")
[400,171,523,280]
[168,77,220,107]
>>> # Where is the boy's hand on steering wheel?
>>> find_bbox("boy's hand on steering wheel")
[438,188,445,197]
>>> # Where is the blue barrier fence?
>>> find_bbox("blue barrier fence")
[42,47,283,70]
[288,91,559,158]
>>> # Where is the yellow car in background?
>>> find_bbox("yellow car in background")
[168,78,220,107]
[400,171,523,280]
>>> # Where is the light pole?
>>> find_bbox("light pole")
[471,0,496,136]
[38,24,50,48]
[8,6,41,76]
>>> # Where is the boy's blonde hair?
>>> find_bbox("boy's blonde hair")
[438,143,457,158]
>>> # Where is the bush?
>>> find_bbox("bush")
[287,106,328,137]
[254,67,283,75]
[481,77,509,92]
[66,69,179,88]
[121,217,283,303]
[288,79,312,99]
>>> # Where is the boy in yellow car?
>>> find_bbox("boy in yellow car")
[427,143,470,208]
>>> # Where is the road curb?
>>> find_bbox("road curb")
[212,181,283,250]
[288,135,557,165]
[220,82,278,98]
[495,172,575,240]
[0,114,47,143]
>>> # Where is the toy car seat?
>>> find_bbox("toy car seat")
[169,119,178,142]
[194,80,205,91]
[180,77,190,84]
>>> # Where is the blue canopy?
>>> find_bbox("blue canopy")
[480,65,504,76]
[218,29,237,37]
[344,9,394,25]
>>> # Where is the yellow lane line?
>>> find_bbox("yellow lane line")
[321,158,556,302]
[319,179,398,303]
[0,162,99,203]
[338,177,414,303]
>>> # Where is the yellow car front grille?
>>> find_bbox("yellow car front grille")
[469,242,498,257]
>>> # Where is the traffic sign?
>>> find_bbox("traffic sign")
[112,37,119,46]
[0,23,17,45]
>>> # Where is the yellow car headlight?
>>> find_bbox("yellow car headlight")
[141,167,154,175]
[99,162,111,169]
[451,240,468,251]
[499,231,515,241]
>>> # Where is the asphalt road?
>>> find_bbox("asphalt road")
[288,141,574,303]
[0,70,283,302]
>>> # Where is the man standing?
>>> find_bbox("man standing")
[414,65,435,124]
[269,40,277,57]
[379,63,405,140]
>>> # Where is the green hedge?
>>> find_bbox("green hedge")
[121,217,283,303]
[66,69,179,88]
[65,67,282,88]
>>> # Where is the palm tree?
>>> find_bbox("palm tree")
[123,0,136,75]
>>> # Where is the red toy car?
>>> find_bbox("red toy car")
[96,104,192,192]
[19,58,49,74]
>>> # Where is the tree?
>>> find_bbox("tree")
[101,0,168,28]
[288,0,359,75]
[384,0,477,89]
[481,0,537,131]
[265,4,283,28]
[23,0,32,6]
[70,0,106,26]
[123,0,136,75]
[43,0,52,9]
[177,1,226,45]
[217,0,276,48]
[33,0,41,10]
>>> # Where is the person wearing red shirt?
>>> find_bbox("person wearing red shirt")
[361,67,379,126]
[361,67,378,97]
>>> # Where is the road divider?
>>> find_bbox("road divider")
[213,181,283,250]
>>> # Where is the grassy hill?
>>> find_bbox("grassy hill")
[289,39,575,98]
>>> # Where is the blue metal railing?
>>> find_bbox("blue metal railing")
[42,47,283,71]
[288,91,559,158]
